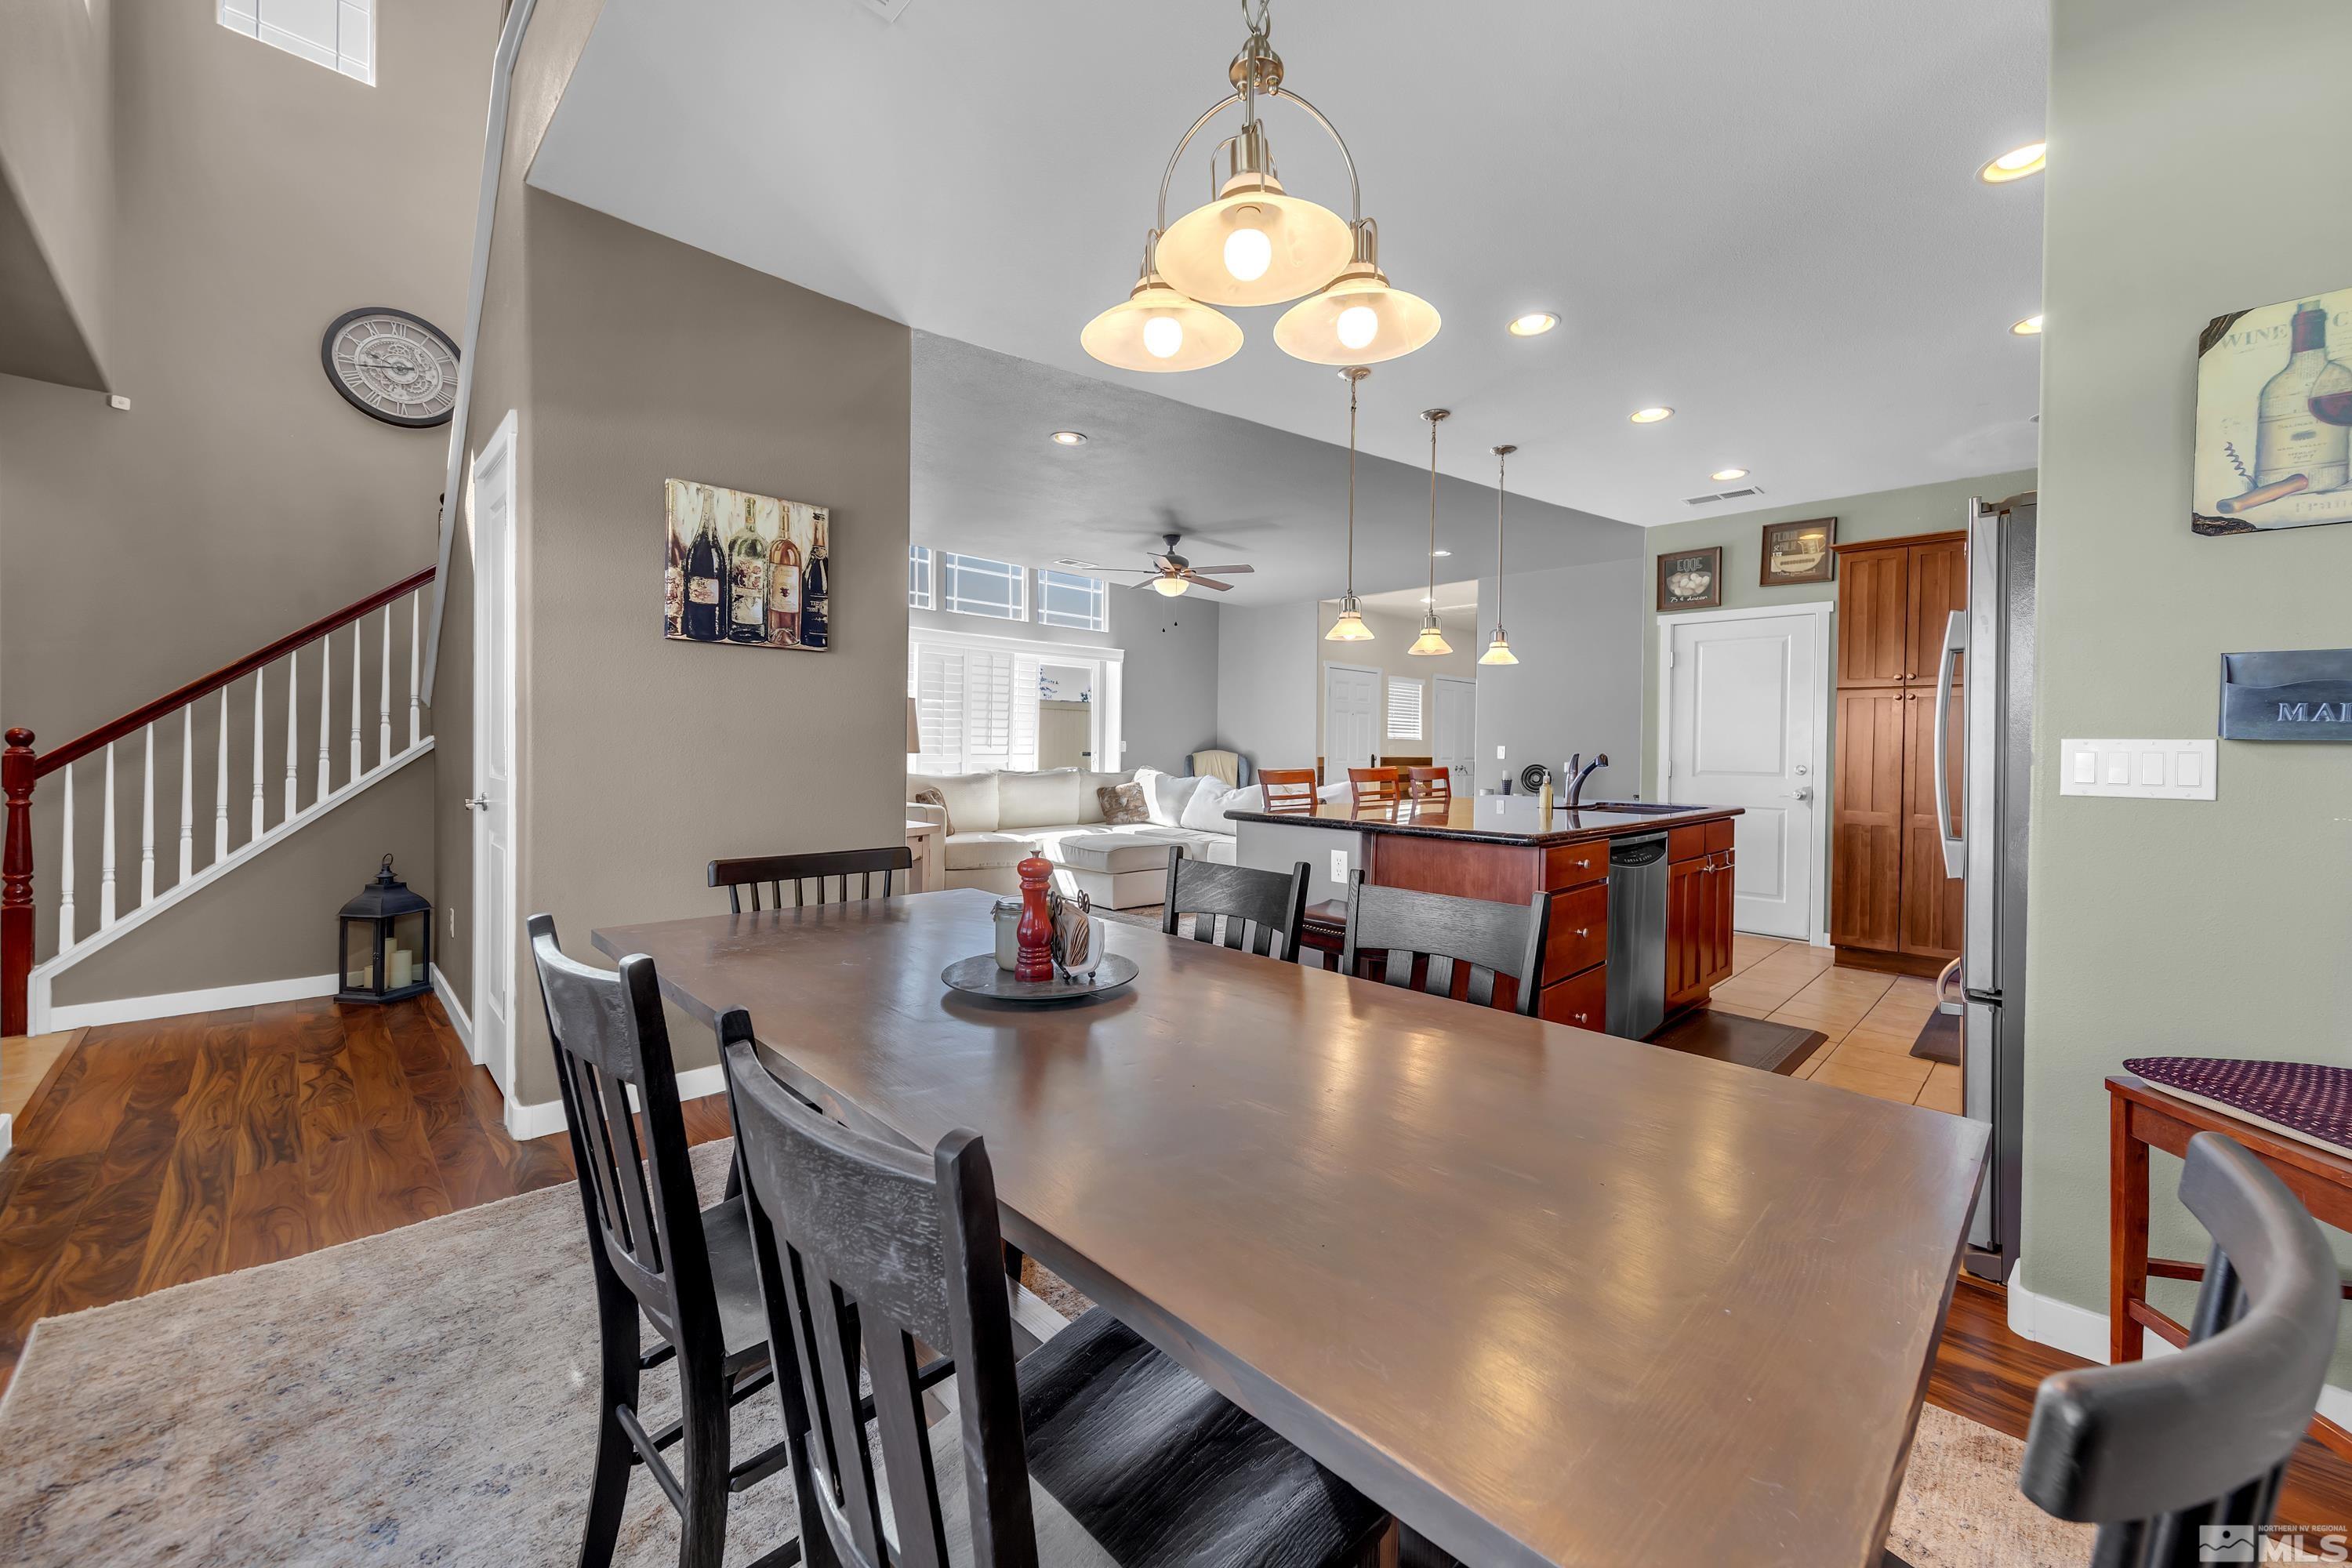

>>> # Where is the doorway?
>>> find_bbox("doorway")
[1432,674,1476,789]
[1657,602,1829,942]
[1322,662,1380,777]
[470,412,519,1103]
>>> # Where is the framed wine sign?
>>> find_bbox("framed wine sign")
[663,478,831,650]
[2194,287,2352,535]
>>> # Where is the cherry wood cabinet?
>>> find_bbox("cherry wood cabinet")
[1666,829,1736,1011]
[1829,532,1965,974]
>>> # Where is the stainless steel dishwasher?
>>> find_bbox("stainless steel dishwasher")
[1605,833,1668,1039]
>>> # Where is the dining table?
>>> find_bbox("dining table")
[593,887,1989,1568]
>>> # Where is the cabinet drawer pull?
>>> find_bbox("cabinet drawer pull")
[1573,1011,1590,1024]
[1574,927,1590,938]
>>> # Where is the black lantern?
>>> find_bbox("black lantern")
[337,854,432,1004]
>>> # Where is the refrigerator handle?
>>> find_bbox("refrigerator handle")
[1933,608,1967,879]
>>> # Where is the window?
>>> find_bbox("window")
[1385,677,1425,740]
[908,545,934,610]
[219,0,375,83]
[937,552,1027,621]
[910,641,1041,774]
[1035,569,1107,631]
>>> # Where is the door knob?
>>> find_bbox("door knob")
[1786,787,1812,802]
[464,796,492,811]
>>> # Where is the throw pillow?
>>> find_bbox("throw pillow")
[1098,782,1150,825]
[911,786,953,835]
[1138,768,1207,826]
[1178,777,1235,833]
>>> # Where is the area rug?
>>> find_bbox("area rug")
[0,1140,2091,1567]
[1912,1009,1963,1065]
[1650,1007,1829,1076]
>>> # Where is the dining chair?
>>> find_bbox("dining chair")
[1339,872,1550,1016]
[717,1025,1395,1568]
[528,913,802,1568]
[1347,767,1406,810]
[1258,766,1320,813]
[1403,766,1451,807]
[709,844,913,912]
[1161,848,1312,961]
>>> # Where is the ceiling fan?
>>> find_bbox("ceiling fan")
[1100,532,1256,597]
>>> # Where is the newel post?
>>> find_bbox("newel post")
[2,728,35,1036]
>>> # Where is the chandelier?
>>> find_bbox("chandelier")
[1082,0,1440,373]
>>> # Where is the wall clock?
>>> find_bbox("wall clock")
[320,307,459,427]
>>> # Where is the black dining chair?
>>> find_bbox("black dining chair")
[1161,848,1312,961]
[716,1020,1396,1568]
[710,845,913,912]
[1338,871,1550,1017]
[528,914,802,1568]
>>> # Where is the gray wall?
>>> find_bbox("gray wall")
[0,0,112,388]
[1214,601,1319,769]
[1471,559,1646,799]
[503,188,911,1111]
[2024,0,2352,1377]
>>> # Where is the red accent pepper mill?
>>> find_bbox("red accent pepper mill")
[1014,854,1054,982]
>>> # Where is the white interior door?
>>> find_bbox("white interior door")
[1323,663,1379,776]
[1432,674,1476,788]
[1662,605,1824,940]
[471,412,519,1098]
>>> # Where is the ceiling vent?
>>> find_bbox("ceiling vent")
[1682,485,1766,506]
[856,0,916,19]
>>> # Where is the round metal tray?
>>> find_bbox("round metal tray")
[940,951,1138,1005]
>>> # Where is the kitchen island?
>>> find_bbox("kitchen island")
[1226,794,1743,1035]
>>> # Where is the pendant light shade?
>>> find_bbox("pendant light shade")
[1274,223,1441,367]
[1080,263,1243,373]
[1325,366,1375,644]
[1410,407,1451,657]
[1156,160,1354,307]
[1480,443,1519,666]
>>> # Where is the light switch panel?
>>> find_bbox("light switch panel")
[2058,739,2216,800]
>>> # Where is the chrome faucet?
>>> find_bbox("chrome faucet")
[1566,753,1609,809]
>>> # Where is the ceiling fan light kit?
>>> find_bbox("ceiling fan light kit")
[1479,444,1520,666]
[1409,408,1454,657]
[1083,0,1438,373]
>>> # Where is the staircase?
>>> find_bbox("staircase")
[2,567,437,1040]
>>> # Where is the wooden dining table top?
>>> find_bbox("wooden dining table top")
[593,888,1987,1568]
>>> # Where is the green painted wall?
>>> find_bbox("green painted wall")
[2024,0,2352,1376]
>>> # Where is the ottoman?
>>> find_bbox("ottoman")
[1048,831,1187,909]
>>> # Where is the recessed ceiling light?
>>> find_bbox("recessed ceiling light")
[1431,548,1452,557]
[1048,430,1087,445]
[1507,311,1559,337]
[1710,467,1748,482]
[1630,406,1674,423]
[2012,314,2044,336]
[1980,141,2046,183]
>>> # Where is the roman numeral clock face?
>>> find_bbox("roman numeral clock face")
[321,308,459,427]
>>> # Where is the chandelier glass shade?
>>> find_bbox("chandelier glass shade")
[1272,227,1442,366]
[1079,264,1244,373]
[1156,169,1354,308]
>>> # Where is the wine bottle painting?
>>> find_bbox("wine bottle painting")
[662,478,832,651]
[2194,287,2352,535]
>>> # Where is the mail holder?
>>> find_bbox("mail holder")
[2219,649,2352,741]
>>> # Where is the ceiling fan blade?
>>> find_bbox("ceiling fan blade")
[1149,554,1181,572]
[1183,574,1236,591]
[1095,566,1159,575]
[1185,564,1254,575]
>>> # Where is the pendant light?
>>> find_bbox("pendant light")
[1325,366,1375,642]
[1479,445,1520,666]
[1409,408,1453,657]
[1083,0,1440,372]
[1079,233,1244,373]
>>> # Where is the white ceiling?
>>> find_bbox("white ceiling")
[1353,581,1480,619]
[531,0,2046,527]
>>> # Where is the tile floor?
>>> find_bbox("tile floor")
[1711,936,1962,1113]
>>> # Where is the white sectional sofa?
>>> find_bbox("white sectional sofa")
[905,766,1249,908]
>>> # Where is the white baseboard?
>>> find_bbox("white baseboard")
[43,972,340,1032]
[0,1112,12,1163]
[430,964,474,1059]
[2007,1274,2352,1427]
[502,1062,728,1144]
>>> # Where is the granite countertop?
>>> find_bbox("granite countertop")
[1224,795,1741,848]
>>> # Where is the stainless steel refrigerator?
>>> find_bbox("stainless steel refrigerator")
[1931,492,2035,1280]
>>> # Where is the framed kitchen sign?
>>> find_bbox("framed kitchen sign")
[1759,517,1837,586]
[2194,289,2352,535]
[1656,546,1723,612]
[663,478,832,651]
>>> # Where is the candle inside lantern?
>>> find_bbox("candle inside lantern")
[389,948,413,989]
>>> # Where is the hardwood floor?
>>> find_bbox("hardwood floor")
[3,996,2350,1534]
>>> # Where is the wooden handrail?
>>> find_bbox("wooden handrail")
[35,566,435,778]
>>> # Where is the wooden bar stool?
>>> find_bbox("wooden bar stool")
[1258,766,1320,813]
[1347,766,1405,810]
[1403,765,1451,807]
[2108,1064,2352,1463]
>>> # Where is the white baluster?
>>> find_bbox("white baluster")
[56,762,74,955]
[100,742,117,928]
[285,648,299,821]
[214,688,230,863]
[179,706,194,884]
[317,637,332,802]
[348,622,362,781]
[140,723,156,906]
[252,669,267,842]
[379,606,393,765]
[408,592,422,748]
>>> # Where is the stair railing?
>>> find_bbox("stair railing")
[2,565,436,1034]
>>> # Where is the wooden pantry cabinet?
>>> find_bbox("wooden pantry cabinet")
[1828,532,1966,974]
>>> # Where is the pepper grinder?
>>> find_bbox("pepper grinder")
[1014,855,1055,982]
